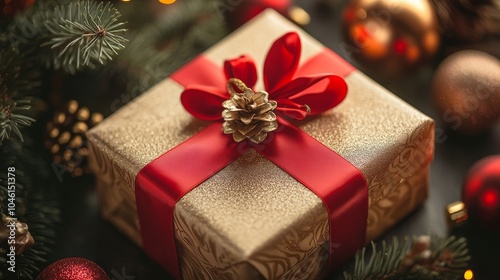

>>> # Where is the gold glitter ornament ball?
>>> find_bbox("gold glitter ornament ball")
[432,50,500,135]
[45,100,103,177]
[341,0,440,77]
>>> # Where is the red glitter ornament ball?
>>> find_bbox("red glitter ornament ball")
[463,155,500,230]
[36,257,109,280]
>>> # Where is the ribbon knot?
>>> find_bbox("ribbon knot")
[181,31,348,128]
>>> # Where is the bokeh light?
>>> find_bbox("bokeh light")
[159,0,176,4]
[464,269,474,280]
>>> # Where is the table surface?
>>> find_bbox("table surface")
[48,1,500,279]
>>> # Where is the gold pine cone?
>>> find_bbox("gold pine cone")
[222,79,278,144]
[45,100,103,177]
[0,214,35,255]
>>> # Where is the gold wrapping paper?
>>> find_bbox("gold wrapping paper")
[87,10,434,280]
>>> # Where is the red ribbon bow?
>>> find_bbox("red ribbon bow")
[136,31,367,280]
[181,32,348,123]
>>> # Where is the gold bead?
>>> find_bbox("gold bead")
[72,122,88,134]
[58,131,71,145]
[51,144,60,154]
[63,149,73,161]
[70,135,83,148]
[77,107,90,121]
[55,112,66,124]
[67,100,79,114]
[49,127,60,138]
[91,112,103,125]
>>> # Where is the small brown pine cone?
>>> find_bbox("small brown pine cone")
[222,87,278,144]
[0,214,35,255]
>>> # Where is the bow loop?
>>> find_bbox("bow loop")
[181,86,227,121]
[272,75,348,116]
[263,32,301,92]
[224,55,258,89]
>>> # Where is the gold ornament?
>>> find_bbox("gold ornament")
[45,100,103,176]
[0,214,35,255]
[431,50,500,134]
[222,78,278,144]
[341,0,440,77]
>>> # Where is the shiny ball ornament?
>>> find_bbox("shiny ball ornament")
[37,258,109,280]
[0,0,35,17]
[341,0,440,77]
[463,155,500,230]
[432,51,500,135]
[225,0,292,28]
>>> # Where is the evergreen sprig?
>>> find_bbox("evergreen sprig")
[0,48,39,144]
[44,1,127,72]
[1,0,127,145]
[7,0,127,73]
[0,99,35,143]
[342,235,470,280]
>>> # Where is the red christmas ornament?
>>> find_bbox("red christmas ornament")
[225,0,292,28]
[463,155,500,230]
[36,257,109,280]
[0,0,36,18]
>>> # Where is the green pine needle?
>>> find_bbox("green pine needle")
[0,100,35,143]
[342,235,470,280]
[7,0,127,73]
[0,48,37,144]
[43,1,128,73]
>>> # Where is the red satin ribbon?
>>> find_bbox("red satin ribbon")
[136,32,367,279]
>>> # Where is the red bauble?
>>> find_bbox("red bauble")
[225,0,291,28]
[1,0,36,18]
[463,155,500,230]
[37,257,109,280]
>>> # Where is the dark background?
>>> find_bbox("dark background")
[48,1,500,279]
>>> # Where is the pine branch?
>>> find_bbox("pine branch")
[0,48,39,144]
[0,99,35,143]
[342,235,470,280]
[7,0,127,73]
[43,1,128,73]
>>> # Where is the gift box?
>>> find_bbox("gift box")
[87,9,434,280]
